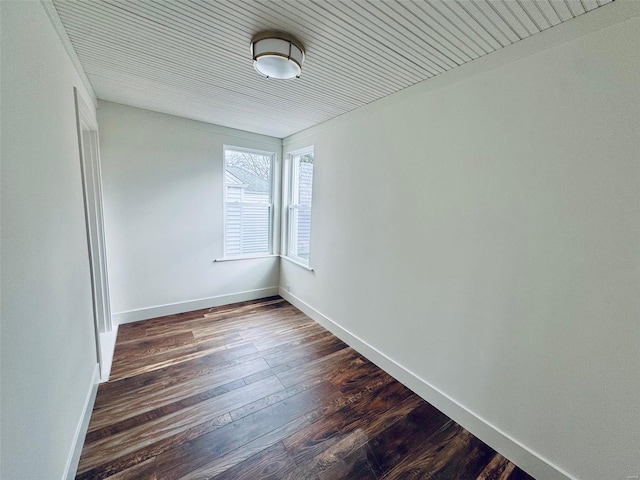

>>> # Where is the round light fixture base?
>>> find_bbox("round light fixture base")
[251,31,305,80]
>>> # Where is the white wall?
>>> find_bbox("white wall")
[281,5,640,480]
[97,102,281,322]
[1,2,99,478]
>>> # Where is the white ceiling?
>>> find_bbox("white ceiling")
[52,0,613,138]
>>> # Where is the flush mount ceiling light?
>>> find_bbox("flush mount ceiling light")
[251,31,305,80]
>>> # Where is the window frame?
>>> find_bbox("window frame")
[285,146,314,267]
[222,145,276,259]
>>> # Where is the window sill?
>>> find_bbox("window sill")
[281,255,314,272]
[213,254,278,263]
[213,254,314,272]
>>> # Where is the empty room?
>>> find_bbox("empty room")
[1,1,638,479]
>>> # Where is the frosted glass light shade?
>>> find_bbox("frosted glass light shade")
[251,32,305,80]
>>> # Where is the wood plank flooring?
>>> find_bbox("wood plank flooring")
[77,297,535,480]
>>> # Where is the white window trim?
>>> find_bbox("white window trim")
[284,146,314,267]
[222,145,276,259]
[281,254,314,271]
[213,254,279,263]
[212,254,313,272]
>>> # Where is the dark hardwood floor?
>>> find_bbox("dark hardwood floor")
[77,296,534,480]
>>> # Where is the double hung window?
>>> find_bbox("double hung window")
[286,147,314,265]
[223,147,274,257]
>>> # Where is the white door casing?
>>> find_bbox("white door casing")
[74,88,114,380]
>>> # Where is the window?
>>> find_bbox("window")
[224,147,274,257]
[286,147,314,265]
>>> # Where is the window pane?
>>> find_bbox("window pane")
[289,207,311,260]
[224,148,273,256]
[224,150,272,202]
[297,155,313,207]
[225,203,270,255]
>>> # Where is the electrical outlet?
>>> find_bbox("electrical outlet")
[286,284,291,293]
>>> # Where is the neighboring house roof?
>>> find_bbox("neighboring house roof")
[225,166,270,193]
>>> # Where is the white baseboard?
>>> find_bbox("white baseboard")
[279,288,575,480]
[63,363,99,480]
[98,327,119,383]
[113,286,280,325]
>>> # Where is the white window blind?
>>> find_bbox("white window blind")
[223,147,274,257]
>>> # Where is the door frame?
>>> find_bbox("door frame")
[74,88,113,380]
